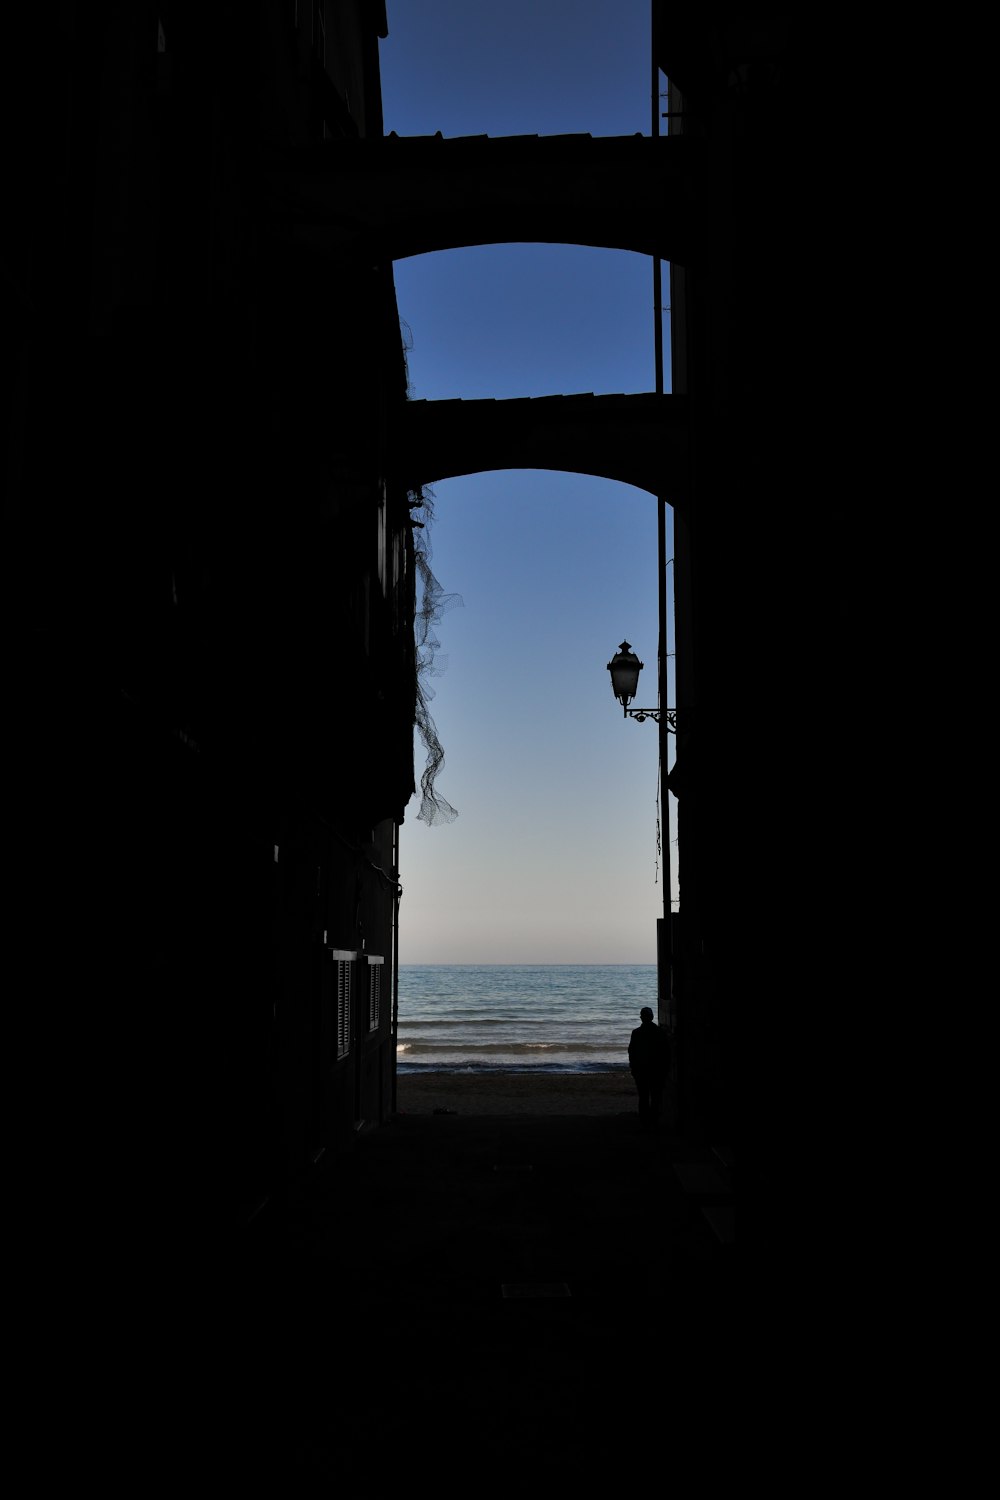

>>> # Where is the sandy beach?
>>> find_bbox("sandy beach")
[395,1069,637,1117]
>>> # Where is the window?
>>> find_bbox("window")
[329,949,356,1060]
[337,960,352,1058]
[376,483,388,595]
[366,955,384,1034]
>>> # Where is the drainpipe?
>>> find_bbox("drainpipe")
[391,820,400,1116]
[652,13,672,1038]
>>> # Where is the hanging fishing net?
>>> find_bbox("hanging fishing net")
[409,484,461,824]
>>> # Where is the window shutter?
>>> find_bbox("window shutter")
[328,948,356,1060]
[336,960,352,1059]
[365,954,384,1034]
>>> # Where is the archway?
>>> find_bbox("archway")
[398,466,675,966]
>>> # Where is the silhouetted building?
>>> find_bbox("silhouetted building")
[6,4,843,1259]
[8,2,415,1235]
[658,11,846,1159]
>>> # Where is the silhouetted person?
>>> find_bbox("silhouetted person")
[628,1006,671,1130]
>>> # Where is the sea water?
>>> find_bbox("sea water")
[396,964,657,1074]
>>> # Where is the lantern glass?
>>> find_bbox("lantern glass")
[607,641,643,707]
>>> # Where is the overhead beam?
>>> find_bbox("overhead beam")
[392,391,688,502]
[265,133,703,264]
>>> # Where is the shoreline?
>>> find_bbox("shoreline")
[395,1068,637,1117]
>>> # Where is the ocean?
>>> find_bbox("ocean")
[396,964,658,1074]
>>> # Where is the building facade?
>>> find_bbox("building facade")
[7,1,415,1235]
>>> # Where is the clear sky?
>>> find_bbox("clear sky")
[378,1,676,963]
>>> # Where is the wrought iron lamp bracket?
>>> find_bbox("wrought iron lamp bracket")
[623,708,676,731]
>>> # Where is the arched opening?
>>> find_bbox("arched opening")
[400,467,674,967]
[395,244,657,403]
[396,465,677,1087]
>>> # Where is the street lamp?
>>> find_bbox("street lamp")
[606,641,676,731]
[607,637,677,1054]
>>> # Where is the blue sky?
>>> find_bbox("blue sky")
[378,1,676,963]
